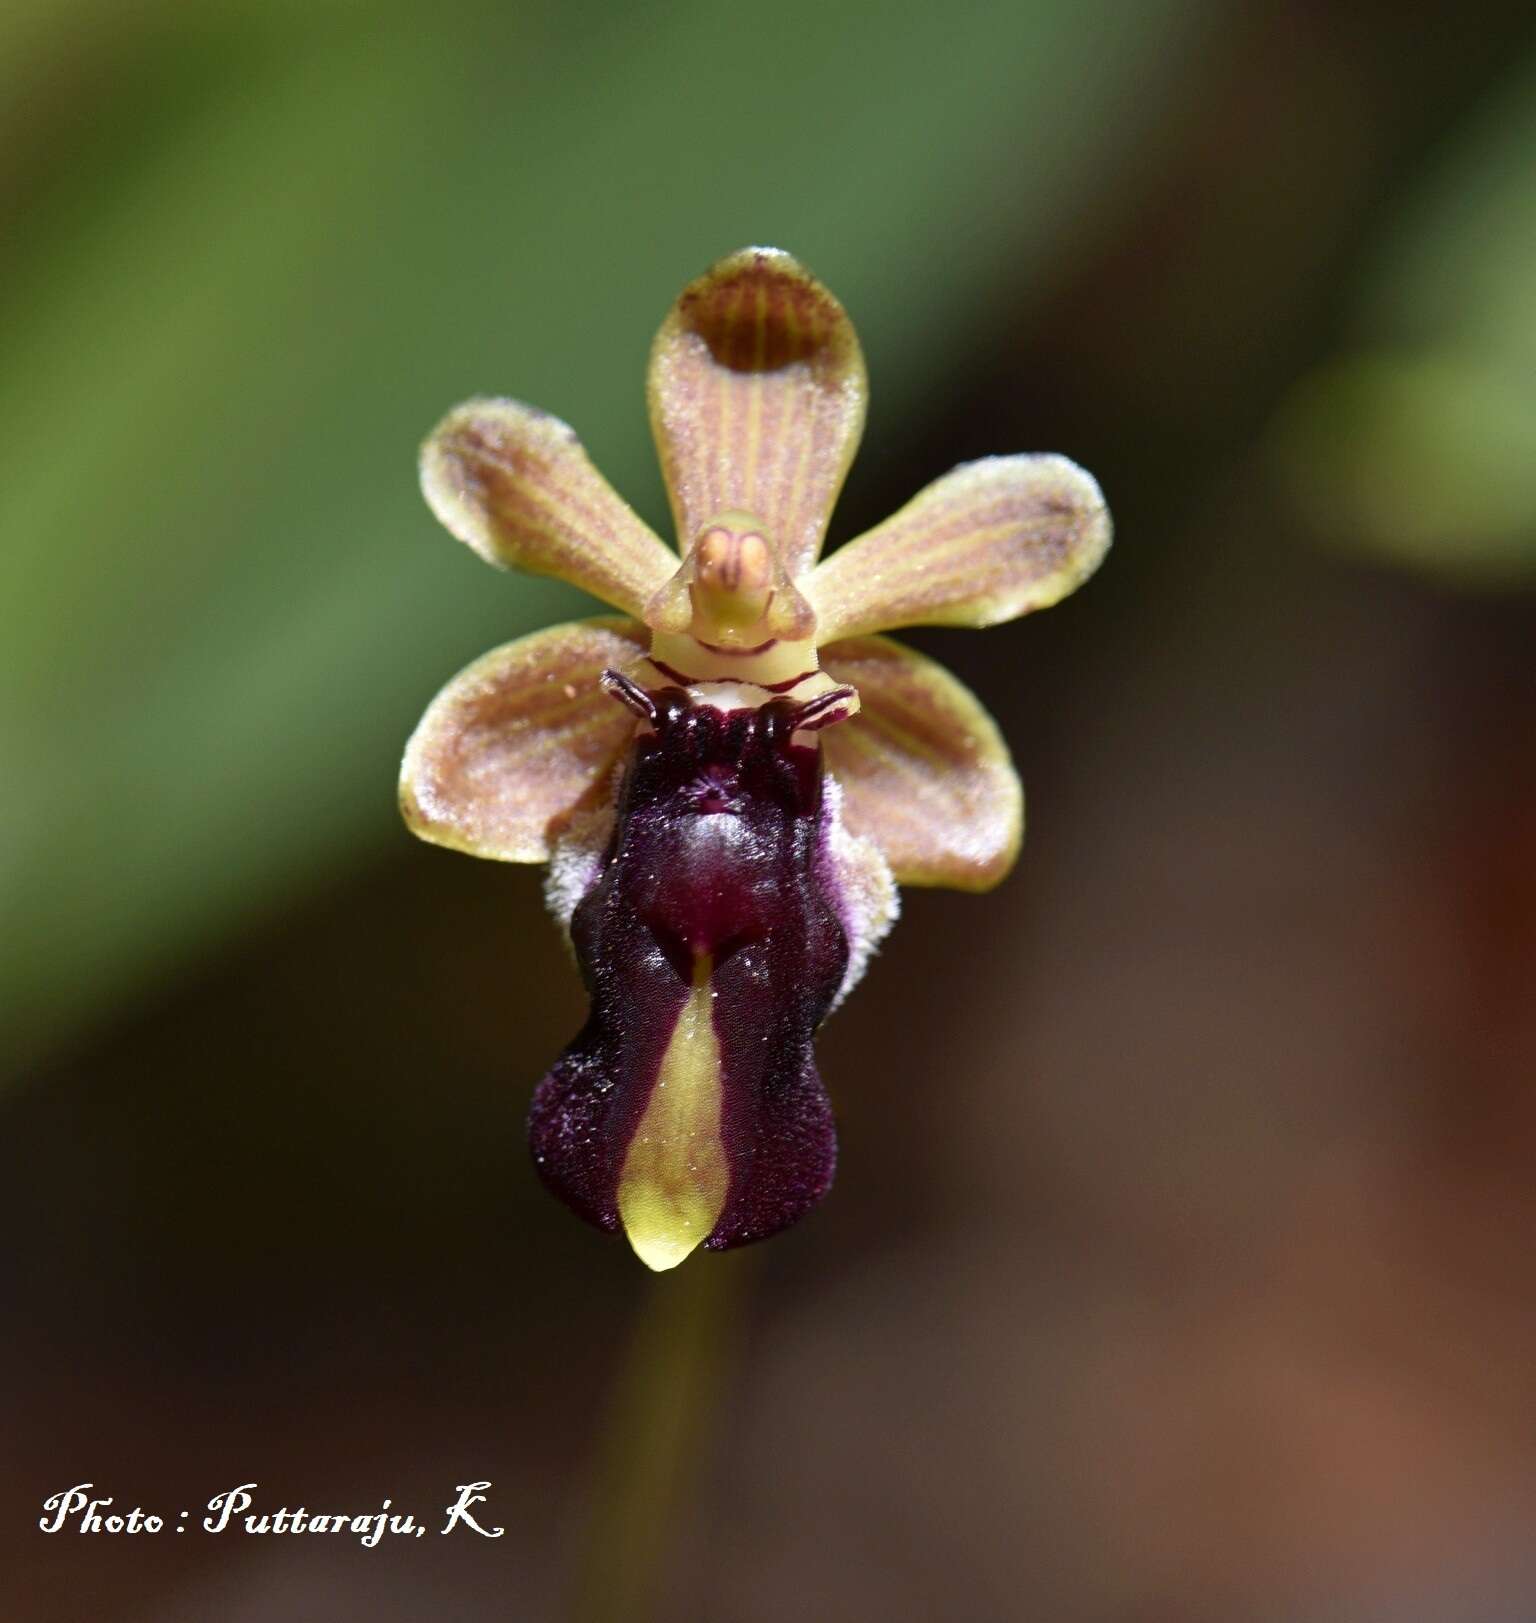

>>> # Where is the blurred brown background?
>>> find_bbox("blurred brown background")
[4,2,1536,1619]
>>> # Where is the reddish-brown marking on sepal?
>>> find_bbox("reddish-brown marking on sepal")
[421,400,677,621]
[648,249,868,581]
[821,635,1022,890]
[400,617,650,862]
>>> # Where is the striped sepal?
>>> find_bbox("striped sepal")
[647,248,866,581]
[400,616,647,862]
[821,634,1022,892]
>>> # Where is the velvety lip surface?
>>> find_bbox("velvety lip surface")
[529,693,847,1264]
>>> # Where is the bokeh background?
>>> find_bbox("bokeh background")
[5,3,1536,1619]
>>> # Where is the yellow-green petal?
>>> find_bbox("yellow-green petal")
[647,247,867,582]
[421,399,678,620]
[400,617,647,863]
[820,635,1022,892]
[805,454,1110,643]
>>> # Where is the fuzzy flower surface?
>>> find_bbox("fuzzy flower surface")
[401,248,1110,1269]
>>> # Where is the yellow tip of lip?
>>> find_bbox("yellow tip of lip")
[624,1220,707,1272]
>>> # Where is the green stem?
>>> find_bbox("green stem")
[568,1254,750,1623]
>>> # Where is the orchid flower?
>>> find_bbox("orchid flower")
[401,248,1110,1269]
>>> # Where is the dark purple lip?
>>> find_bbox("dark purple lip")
[528,689,847,1254]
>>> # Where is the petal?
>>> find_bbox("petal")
[820,635,1022,891]
[400,616,647,862]
[647,247,867,581]
[804,455,1110,642]
[420,399,678,620]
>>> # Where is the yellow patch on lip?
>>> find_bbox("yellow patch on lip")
[617,952,729,1270]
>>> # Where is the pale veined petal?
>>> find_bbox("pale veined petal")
[820,635,1022,892]
[421,399,678,620]
[647,247,866,581]
[805,454,1110,643]
[400,617,647,862]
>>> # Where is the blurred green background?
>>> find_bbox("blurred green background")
[4,3,1536,1620]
